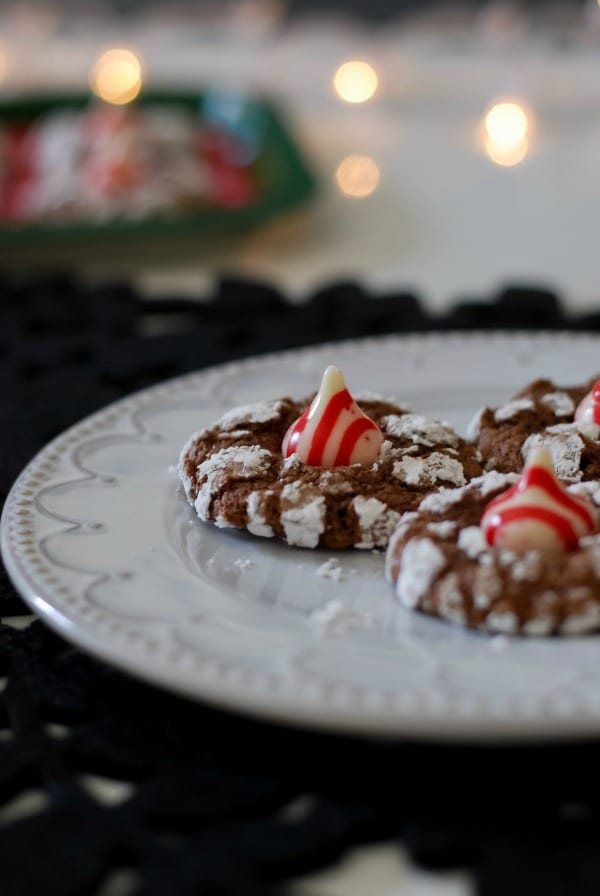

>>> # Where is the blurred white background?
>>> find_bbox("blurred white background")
[2,1,600,312]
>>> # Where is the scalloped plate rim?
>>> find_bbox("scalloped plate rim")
[4,331,600,741]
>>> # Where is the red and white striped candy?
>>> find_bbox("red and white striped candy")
[282,366,383,467]
[481,447,598,553]
[575,380,600,425]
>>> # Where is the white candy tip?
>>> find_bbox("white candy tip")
[318,365,347,399]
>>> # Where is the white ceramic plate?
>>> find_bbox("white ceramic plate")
[4,332,600,741]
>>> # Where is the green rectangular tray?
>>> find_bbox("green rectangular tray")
[0,89,317,245]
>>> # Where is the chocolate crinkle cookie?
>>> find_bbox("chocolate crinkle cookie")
[179,396,484,550]
[470,376,600,482]
[385,471,600,636]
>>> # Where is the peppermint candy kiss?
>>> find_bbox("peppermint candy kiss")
[481,447,598,553]
[574,379,600,425]
[282,366,383,467]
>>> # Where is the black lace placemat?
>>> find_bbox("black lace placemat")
[2,272,600,896]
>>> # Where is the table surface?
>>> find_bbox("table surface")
[4,277,599,896]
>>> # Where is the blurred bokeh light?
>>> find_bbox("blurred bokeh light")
[485,134,529,166]
[89,49,143,105]
[485,101,528,145]
[333,61,378,103]
[335,154,380,197]
[483,100,530,166]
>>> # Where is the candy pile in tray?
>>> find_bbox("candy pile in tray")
[0,103,257,223]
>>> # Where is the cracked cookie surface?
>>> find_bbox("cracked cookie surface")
[180,396,484,549]
[386,472,600,635]
[471,376,600,482]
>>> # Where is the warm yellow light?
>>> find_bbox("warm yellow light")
[485,101,528,147]
[485,135,529,167]
[333,61,378,104]
[335,155,380,198]
[481,99,531,167]
[90,49,142,105]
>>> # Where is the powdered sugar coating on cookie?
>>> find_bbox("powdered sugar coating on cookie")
[217,400,286,432]
[386,469,600,636]
[193,446,273,520]
[395,538,447,609]
[246,490,275,538]
[180,394,484,550]
[541,391,575,417]
[494,398,535,422]
[280,483,326,548]
[393,453,466,488]
[457,526,487,559]
[352,496,401,549]
[473,376,600,482]
[522,425,585,482]
[381,414,459,448]
[419,485,469,514]
[426,520,457,538]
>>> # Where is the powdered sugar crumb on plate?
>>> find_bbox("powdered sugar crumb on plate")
[233,557,254,572]
[316,558,345,582]
[308,599,380,638]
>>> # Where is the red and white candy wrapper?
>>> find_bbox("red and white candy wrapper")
[282,366,383,467]
[481,446,598,553]
[575,380,600,425]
